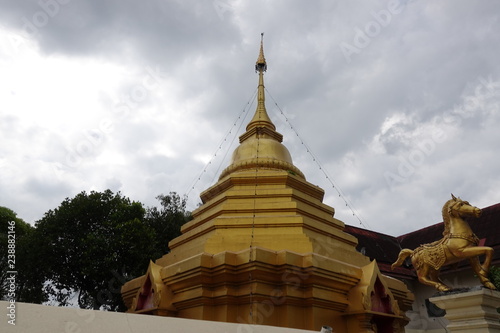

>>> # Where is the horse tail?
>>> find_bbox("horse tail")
[391,249,413,270]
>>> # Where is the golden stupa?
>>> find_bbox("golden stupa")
[121,35,413,333]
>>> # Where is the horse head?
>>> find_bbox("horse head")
[447,194,482,218]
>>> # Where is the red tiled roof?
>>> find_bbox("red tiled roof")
[344,225,400,264]
[343,225,415,278]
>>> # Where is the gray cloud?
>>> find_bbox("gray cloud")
[1,0,499,236]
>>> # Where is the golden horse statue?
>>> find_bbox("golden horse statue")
[392,194,496,291]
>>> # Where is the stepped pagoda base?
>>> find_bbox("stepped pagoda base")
[123,247,412,332]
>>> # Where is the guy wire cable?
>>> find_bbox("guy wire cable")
[265,87,371,230]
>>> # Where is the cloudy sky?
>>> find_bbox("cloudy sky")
[1,0,499,237]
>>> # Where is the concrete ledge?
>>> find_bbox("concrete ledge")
[1,301,317,333]
[430,287,500,333]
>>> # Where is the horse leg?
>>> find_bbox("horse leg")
[417,265,451,291]
[429,268,451,291]
[458,245,494,270]
[479,246,494,273]
[430,269,451,290]
[469,256,496,290]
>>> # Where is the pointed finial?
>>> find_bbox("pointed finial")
[255,32,267,72]
[246,33,274,132]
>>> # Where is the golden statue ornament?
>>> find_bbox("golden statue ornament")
[392,194,496,291]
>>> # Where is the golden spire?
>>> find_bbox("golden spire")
[246,33,275,132]
[218,34,305,180]
[255,32,267,72]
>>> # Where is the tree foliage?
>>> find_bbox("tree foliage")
[0,207,37,301]
[145,192,192,260]
[8,190,191,311]
[33,190,155,310]
[489,265,500,290]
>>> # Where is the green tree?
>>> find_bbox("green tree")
[489,265,500,290]
[0,207,40,302]
[33,190,155,310]
[145,192,192,260]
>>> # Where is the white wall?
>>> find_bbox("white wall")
[0,301,318,333]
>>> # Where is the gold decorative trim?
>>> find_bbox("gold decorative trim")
[219,158,304,179]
